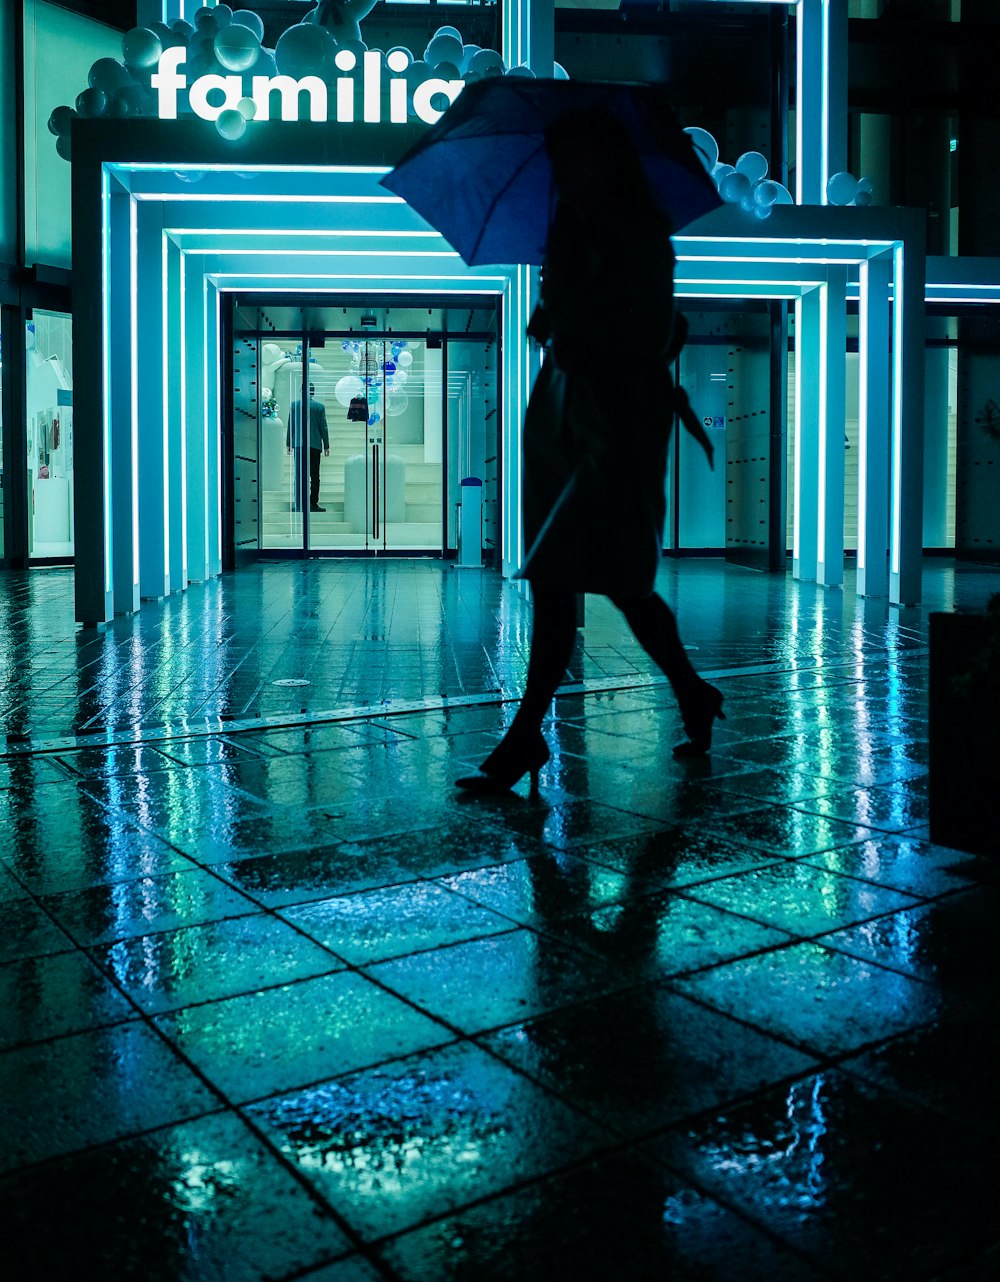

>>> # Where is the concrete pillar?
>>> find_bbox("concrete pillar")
[205,279,222,578]
[817,267,847,587]
[923,316,952,548]
[505,0,553,73]
[857,253,891,598]
[793,287,822,582]
[184,254,209,582]
[136,201,170,599]
[72,151,113,624]
[890,225,926,605]
[797,0,848,205]
[166,237,186,592]
[529,0,555,76]
[110,185,138,615]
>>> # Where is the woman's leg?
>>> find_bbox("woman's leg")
[457,586,577,788]
[611,592,701,710]
[505,585,578,740]
[611,592,724,754]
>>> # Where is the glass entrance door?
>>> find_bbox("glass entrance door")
[318,335,442,553]
[258,333,443,553]
[236,296,499,562]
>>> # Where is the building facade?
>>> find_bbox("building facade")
[1,0,998,623]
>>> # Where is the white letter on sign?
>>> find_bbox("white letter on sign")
[252,75,328,123]
[411,78,464,126]
[188,74,244,122]
[151,47,188,120]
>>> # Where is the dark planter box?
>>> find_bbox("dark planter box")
[929,611,1000,857]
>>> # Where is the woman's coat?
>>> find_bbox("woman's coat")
[517,201,683,598]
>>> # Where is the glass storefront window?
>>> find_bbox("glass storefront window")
[26,310,74,559]
[23,0,121,269]
[0,328,4,561]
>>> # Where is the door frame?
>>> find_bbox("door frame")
[224,295,500,564]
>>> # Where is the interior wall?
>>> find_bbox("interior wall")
[956,324,1000,556]
[232,333,260,555]
[723,313,771,562]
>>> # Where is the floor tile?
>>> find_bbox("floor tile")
[480,984,815,1140]
[840,1013,1000,1140]
[645,1070,999,1281]
[546,891,795,981]
[0,866,29,903]
[213,842,416,907]
[681,860,920,937]
[248,1041,610,1242]
[95,913,344,1014]
[156,734,287,766]
[0,1110,354,1282]
[670,941,943,1057]
[55,744,182,780]
[380,1148,829,1282]
[154,971,452,1103]
[565,825,784,889]
[474,799,664,852]
[792,784,931,833]
[0,948,136,1049]
[368,928,627,1036]
[0,1021,217,1172]
[281,881,513,965]
[0,898,73,964]
[814,887,1000,1009]
[290,1258,386,1282]
[217,754,369,810]
[38,869,256,947]
[3,824,192,897]
[801,835,981,900]
[364,819,549,880]
[439,853,645,927]
[701,805,879,857]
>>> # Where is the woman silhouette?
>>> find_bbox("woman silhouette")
[457,109,724,795]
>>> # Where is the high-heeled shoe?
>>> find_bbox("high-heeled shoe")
[455,730,550,795]
[673,683,725,757]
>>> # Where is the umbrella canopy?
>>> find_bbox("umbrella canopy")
[381,77,721,266]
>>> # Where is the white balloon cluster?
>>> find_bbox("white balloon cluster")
[684,128,793,220]
[48,7,569,157]
[48,7,270,156]
[826,171,874,207]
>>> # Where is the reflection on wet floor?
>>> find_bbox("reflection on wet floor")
[1,559,998,1280]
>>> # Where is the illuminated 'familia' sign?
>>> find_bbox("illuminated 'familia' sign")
[152,47,465,127]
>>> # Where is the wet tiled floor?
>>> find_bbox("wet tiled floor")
[2,558,999,1280]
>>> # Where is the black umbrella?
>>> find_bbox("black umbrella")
[381,77,721,266]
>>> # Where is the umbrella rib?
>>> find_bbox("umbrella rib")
[467,140,546,265]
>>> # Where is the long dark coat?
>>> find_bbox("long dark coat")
[517,202,680,598]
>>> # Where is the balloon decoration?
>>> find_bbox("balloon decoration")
[214,24,260,72]
[826,170,875,206]
[336,339,415,419]
[49,16,564,159]
[216,108,247,140]
[681,127,885,217]
[684,126,874,215]
[683,127,719,174]
[335,374,363,407]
